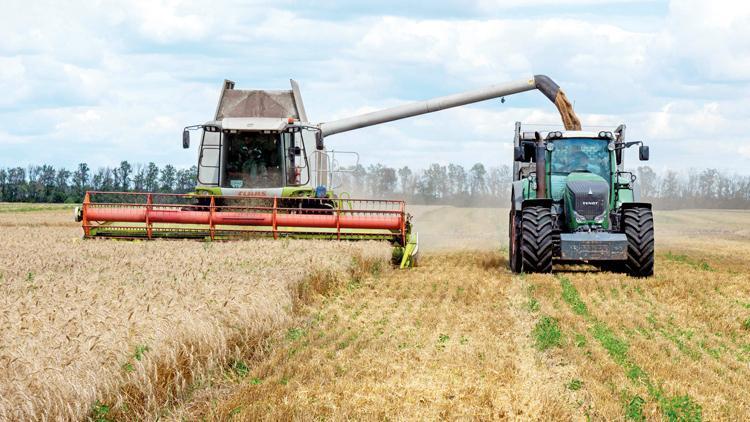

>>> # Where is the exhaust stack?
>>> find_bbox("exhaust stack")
[535,132,547,199]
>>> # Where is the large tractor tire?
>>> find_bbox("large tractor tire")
[508,206,522,273]
[622,207,655,277]
[520,206,553,273]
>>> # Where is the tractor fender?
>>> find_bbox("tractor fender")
[522,198,554,209]
[620,202,652,210]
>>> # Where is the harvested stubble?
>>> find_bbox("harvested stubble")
[171,251,579,420]
[171,208,750,420]
[0,210,390,420]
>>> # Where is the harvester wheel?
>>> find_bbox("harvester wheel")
[622,207,654,277]
[520,206,553,273]
[508,207,522,273]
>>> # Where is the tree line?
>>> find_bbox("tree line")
[0,162,197,203]
[335,164,750,209]
[1,161,748,209]
[335,163,513,206]
[636,166,750,209]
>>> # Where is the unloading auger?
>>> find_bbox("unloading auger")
[76,75,580,268]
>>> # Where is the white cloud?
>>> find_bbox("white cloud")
[0,57,29,106]
[476,0,645,10]
[130,0,212,43]
[0,0,749,175]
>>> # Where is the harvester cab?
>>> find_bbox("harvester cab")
[509,123,654,276]
[182,79,338,200]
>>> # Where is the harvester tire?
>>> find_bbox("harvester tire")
[622,207,654,277]
[520,206,553,273]
[508,207,522,273]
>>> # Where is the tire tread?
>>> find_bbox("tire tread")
[622,207,655,277]
[520,206,553,273]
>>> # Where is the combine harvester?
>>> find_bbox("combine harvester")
[76,75,652,273]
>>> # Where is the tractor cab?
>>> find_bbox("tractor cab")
[549,135,611,183]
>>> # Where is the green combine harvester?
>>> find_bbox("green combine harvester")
[508,125,654,276]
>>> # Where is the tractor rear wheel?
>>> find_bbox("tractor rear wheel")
[622,207,654,277]
[508,207,522,273]
[520,206,553,273]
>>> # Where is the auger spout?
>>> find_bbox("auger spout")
[319,75,581,137]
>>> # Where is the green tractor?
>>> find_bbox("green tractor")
[509,123,654,276]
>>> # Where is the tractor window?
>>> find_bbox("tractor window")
[223,132,283,189]
[550,138,611,182]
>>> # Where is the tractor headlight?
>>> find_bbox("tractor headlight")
[594,211,607,224]
[574,211,588,223]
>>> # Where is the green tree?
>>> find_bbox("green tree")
[0,168,7,201]
[637,166,658,199]
[447,163,467,200]
[175,166,197,193]
[397,166,413,196]
[469,163,487,199]
[660,170,680,202]
[145,162,160,192]
[160,164,177,192]
[54,168,71,202]
[132,164,146,191]
[116,161,132,191]
[39,165,57,202]
[72,163,90,199]
[6,167,27,201]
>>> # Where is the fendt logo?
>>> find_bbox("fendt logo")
[582,201,599,206]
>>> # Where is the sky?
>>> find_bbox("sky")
[1,0,749,174]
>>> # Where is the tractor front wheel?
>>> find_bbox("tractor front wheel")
[622,207,655,277]
[520,206,553,273]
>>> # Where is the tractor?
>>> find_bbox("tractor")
[508,124,654,276]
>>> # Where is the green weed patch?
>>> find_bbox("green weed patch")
[533,316,563,351]
[557,276,703,421]
[664,251,713,272]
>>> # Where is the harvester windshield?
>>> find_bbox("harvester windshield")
[551,138,611,182]
[223,131,308,189]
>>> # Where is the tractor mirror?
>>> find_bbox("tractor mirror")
[639,145,649,161]
[514,146,525,162]
[182,129,190,149]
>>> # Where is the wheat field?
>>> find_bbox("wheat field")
[0,207,390,420]
[1,205,749,420]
